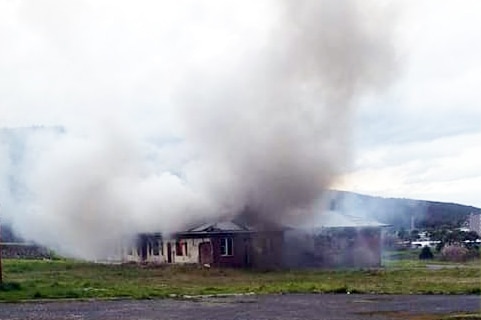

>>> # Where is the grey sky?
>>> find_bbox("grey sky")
[334,0,481,207]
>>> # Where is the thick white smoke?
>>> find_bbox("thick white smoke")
[0,0,396,259]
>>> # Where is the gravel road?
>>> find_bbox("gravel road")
[0,294,479,320]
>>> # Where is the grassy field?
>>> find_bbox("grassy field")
[0,256,480,301]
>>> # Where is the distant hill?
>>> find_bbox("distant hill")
[2,191,479,243]
[331,190,481,230]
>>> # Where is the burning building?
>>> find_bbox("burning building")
[283,210,388,268]
[123,210,387,269]
[124,220,283,269]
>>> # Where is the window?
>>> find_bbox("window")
[176,241,184,256]
[152,240,160,256]
[220,237,233,256]
[175,241,188,256]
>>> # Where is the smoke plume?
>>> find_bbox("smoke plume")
[0,0,396,259]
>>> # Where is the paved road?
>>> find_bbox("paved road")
[0,294,479,320]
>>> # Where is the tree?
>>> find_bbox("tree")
[465,231,479,242]
[441,244,469,262]
[397,227,408,241]
[430,228,480,252]
[410,229,420,241]
[419,246,434,260]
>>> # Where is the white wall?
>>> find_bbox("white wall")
[165,238,210,264]
[123,237,211,265]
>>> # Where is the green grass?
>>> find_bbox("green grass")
[0,258,480,301]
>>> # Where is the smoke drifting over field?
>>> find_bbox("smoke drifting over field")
[0,0,396,259]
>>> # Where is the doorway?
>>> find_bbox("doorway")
[167,243,172,263]
[199,242,213,265]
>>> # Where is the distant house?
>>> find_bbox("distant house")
[467,213,481,236]
[410,240,440,249]
[283,210,389,268]
[124,220,284,269]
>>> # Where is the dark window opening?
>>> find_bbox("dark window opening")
[220,237,233,256]
[152,240,160,256]
[176,241,183,256]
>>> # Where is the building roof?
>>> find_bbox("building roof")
[320,210,389,228]
[185,220,252,234]
[175,211,387,237]
[291,210,389,229]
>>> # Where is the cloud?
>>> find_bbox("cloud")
[337,132,481,207]
[336,0,481,208]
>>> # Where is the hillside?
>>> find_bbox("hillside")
[2,192,479,243]
[331,190,481,230]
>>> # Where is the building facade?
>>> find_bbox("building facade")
[283,210,387,268]
[468,213,481,235]
[123,211,387,269]
[123,221,284,269]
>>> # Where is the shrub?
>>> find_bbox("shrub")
[466,246,480,260]
[440,244,469,262]
[0,281,22,292]
[419,246,434,260]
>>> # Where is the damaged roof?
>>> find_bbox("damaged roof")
[311,210,389,228]
[186,220,252,233]
[284,210,389,230]
[171,210,388,237]
[184,210,388,234]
